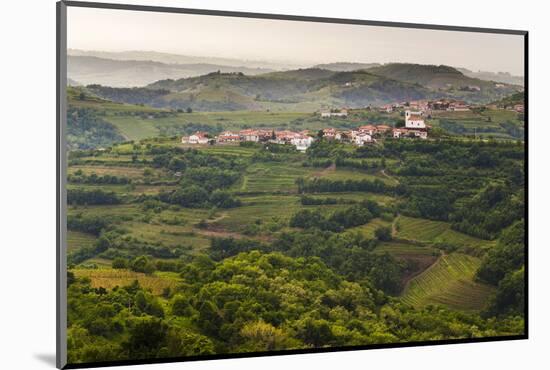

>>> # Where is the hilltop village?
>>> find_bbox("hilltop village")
[182,102,433,151]
[181,97,524,151]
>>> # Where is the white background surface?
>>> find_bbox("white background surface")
[0,0,547,369]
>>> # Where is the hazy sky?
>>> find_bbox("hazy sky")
[68,6,525,75]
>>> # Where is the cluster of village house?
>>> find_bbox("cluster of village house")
[376,98,523,114]
[375,99,473,113]
[182,109,430,151]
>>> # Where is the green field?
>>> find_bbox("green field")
[401,253,495,311]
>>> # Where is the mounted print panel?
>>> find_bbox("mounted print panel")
[57,1,527,368]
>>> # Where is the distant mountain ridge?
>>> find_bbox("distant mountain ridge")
[68,55,276,87]
[68,49,300,71]
[68,50,525,88]
[457,68,524,86]
[313,62,382,71]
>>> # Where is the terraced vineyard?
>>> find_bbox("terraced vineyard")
[237,162,314,193]
[349,218,393,238]
[313,168,397,185]
[401,253,495,311]
[396,215,495,249]
[67,231,96,252]
[72,268,180,295]
[374,241,436,256]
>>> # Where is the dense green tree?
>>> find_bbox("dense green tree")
[130,256,156,274]
[374,226,392,241]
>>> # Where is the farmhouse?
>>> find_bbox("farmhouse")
[429,100,450,111]
[393,127,427,139]
[186,131,209,144]
[407,100,429,111]
[379,104,394,113]
[358,125,376,136]
[267,130,295,144]
[291,135,314,151]
[448,101,470,111]
[239,129,261,142]
[354,132,373,146]
[322,128,338,139]
[405,111,426,129]
[217,131,241,143]
[409,130,428,139]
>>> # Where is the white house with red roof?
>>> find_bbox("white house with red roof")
[291,134,314,151]
[358,125,377,136]
[239,129,261,142]
[187,131,209,144]
[405,111,426,129]
[217,131,241,143]
[322,128,338,139]
[354,132,373,146]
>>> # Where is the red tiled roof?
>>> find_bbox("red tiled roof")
[192,131,208,138]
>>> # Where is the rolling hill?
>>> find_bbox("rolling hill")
[88,68,435,111]
[365,63,521,101]
[82,65,521,112]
